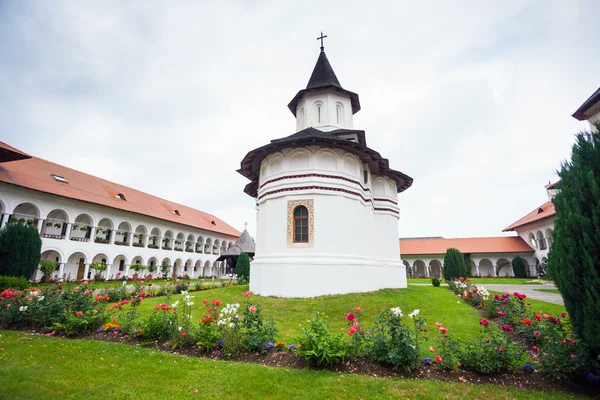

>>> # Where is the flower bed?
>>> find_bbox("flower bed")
[448,278,599,382]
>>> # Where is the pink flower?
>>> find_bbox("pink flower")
[348,327,357,336]
[435,322,442,327]
[485,338,490,343]
[561,312,567,318]
[249,305,257,313]
[84,290,90,295]
[501,324,513,332]
[479,319,489,327]
[497,347,504,353]
[531,346,538,352]
[354,306,361,312]
[497,311,506,317]
[429,346,435,352]
[345,313,356,321]
[243,291,252,298]
[439,327,448,334]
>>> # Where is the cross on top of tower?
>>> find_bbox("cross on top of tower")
[317,31,327,52]
[244,221,248,229]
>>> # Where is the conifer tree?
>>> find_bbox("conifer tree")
[511,256,528,278]
[548,121,600,356]
[443,248,466,281]
[0,224,43,279]
[236,253,251,283]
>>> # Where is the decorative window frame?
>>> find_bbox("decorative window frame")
[287,199,314,247]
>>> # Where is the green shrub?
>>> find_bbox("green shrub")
[39,261,56,282]
[0,276,29,290]
[442,248,466,281]
[368,308,423,372]
[298,312,347,367]
[511,256,528,278]
[236,253,250,283]
[549,121,600,357]
[0,224,42,279]
[139,308,177,340]
[240,302,277,353]
[431,277,441,287]
[461,325,523,374]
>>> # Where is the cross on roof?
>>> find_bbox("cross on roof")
[244,221,248,229]
[317,31,327,52]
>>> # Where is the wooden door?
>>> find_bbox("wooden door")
[76,258,85,281]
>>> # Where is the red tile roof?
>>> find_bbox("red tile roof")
[399,236,534,255]
[503,201,556,232]
[0,141,240,238]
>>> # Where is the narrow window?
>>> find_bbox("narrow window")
[336,106,340,124]
[293,206,309,243]
[363,170,368,184]
[317,105,321,123]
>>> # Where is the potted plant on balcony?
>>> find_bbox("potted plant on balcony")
[53,222,62,229]
[90,261,107,282]
[130,263,145,280]
[146,264,157,279]
[162,238,170,250]
[45,221,54,227]
[72,224,80,231]
[39,260,57,282]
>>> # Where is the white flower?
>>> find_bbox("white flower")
[178,326,183,331]
[408,309,420,318]
[171,300,179,308]
[228,322,235,329]
[38,296,45,301]
[181,290,188,296]
[19,306,28,312]
[457,301,461,304]
[186,301,194,307]
[390,307,403,317]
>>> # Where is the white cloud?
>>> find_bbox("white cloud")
[1,0,599,238]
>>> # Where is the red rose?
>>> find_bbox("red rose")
[345,313,356,321]
[201,317,207,323]
[439,327,448,334]
[181,332,187,337]
[523,318,532,326]
[76,311,83,317]
[435,355,443,363]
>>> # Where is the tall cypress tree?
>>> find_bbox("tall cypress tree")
[0,224,43,279]
[236,252,251,283]
[443,248,466,281]
[511,256,528,278]
[549,121,600,357]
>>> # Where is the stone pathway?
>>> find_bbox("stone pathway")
[410,283,563,305]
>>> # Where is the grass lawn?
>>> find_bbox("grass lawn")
[134,285,488,356]
[534,288,561,294]
[408,278,544,285]
[0,330,578,400]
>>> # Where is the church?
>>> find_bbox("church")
[238,37,413,298]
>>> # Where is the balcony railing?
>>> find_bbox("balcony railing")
[41,219,67,239]
[70,223,92,242]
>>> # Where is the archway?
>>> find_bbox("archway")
[163,230,174,250]
[96,218,114,244]
[205,238,212,254]
[203,260,211,277]
[11,202,40,228]
[39,249,63,281]
[134,225,147,247]
[113,254,129,279]
[161,258,172,278]
[195,260,203,277]
[42,209,69,239]
[429,260,442,277]
[186,234,195,252]
[496,258,512,277]
[478,259,493,277]
[196,236,204,253]
[184,259,193,278]
[147,257,158,277]
[174,258,183,277]
[149,228,161,249]
[116,222,132,245]
[412,260,426,277]
[545,228,553,249]
[72,214,93,242]
[66,251,88,281]
[536,231,547,250]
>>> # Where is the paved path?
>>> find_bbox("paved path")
[483,284,563,305]
[410,283,563,305]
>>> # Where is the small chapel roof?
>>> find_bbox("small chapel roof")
[216,229,255,261]
[238,127,413,197]
[287,50,361,117]
[572,86,600,120]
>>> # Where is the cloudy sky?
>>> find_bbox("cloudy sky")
[1,1,599,239]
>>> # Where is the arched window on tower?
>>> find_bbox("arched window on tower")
[315,102,323,124]
[336,103,343,125]
[293,206,309,243]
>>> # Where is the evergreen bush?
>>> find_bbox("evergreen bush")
[0,224,42,279]
[236,253,250,283]
[442,248,466,281]
[511,256,528,278]
[0,276,29,290]
[549,121,600,357]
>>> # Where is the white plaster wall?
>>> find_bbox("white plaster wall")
[514,218,555,263]
[295,90,354,132]
[251,143,405,297]
[0,183,237,281]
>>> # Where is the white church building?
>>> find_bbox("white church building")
[238,41,413,297]
[0,141,240,281]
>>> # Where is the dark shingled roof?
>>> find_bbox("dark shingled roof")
[216,229,255,261]
[287,50,361,117]
[572,86,600,120]
[238,127,413,198]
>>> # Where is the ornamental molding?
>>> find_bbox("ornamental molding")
[287,199,314,247]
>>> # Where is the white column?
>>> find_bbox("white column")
[105,264,112,280]
[124,264,130,278]
[64,223,72,240]
[425,265,430,277]
[0,214,9,229]
[476,264,480,277]
[109,230,115,245]
[127,232,134,246]
[36,219,43,233]
[83,263,90,281]
[58,263,65,280]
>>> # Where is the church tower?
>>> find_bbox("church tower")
[238,35,413,297]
